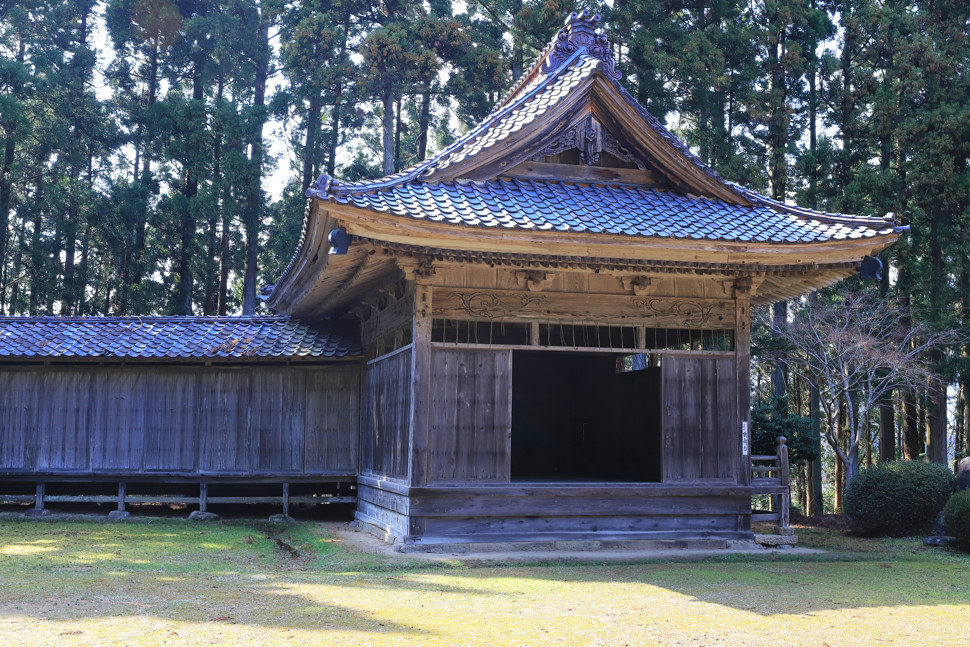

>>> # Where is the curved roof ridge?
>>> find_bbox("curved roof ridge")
[306,51,580,199]
[730,184,904,229]
[488,9,618,116]
[305,11,617,199]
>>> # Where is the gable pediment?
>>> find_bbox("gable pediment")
[428,75,751,204]
[499,112,676,189]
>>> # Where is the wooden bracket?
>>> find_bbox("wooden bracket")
[514,270,555,292]
[398,259,435,284]
[732,276,753,298]
[620,275,653,296]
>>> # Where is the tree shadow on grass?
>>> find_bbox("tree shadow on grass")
[3,518,969,627]
[0,518,509,636]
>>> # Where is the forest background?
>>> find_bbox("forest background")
[1,0,968,512]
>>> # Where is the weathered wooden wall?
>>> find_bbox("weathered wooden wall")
[428,348,512,483]
[403,483,752,545]
[662,355,738,481]
[0,364,360,478]
[359,348,411,480]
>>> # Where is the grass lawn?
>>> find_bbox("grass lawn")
[0,516,967,647]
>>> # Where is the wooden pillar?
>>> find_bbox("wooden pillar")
[409,276,433,487]
[118,481,127,512]
[25,482,49,517]
[282,482,290,517]
[199,482,208,513]
[735,277,752,486]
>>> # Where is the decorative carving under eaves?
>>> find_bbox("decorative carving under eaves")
[631,298,729,326]
[603,130,647,170]
[542,9,621,81]
[532,114,647,169]
[439,292,545,319]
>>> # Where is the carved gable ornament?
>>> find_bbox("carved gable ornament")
[542,10,621,81]
[532,113,648,169]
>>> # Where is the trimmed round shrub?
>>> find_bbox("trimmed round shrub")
[844,461,953,536]
[943,490,970,549]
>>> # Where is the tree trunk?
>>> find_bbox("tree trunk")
[217,128,238,316]
[417,86,432,162]
[241,13,270,316]
[28,175,43,315]
[808,381,823,515]
[204,77,225,315]
[176,56,205,316]
[394,95,402,173]
[834,452,844,512]
[767,14,788,202]
[302,95,320,195]
[131,38,160,291]
[326,19,349,177]
[845,442,859,491]
[381,87,395,176]
[511,0,524,82]
[0,29,22,313]
[962,253,970,462]
[926,215,948,463]
[772,300,788,415]
[0,126,15,314]
[927,368,947,464]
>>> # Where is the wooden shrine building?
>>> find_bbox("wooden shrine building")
[0,11,904,548]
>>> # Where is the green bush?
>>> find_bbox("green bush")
[943,490,970,549]
[844,461,953,536]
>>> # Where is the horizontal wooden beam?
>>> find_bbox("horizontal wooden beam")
[431,288,736,326]
[500,160,664,186]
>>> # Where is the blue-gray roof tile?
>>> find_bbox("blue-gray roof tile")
[0,316,361,360]
[330,178,896,244]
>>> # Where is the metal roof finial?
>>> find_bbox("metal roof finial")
[542,9,621,81]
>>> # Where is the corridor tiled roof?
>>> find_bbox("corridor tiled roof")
[0,316,361,359]
[331,178,898,244]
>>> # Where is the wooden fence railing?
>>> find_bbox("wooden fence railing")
[749,437,793,535]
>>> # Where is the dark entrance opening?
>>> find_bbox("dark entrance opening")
[511,351,662,482]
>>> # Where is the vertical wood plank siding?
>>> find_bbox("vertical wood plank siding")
[429,349,512,482]
[360,350,412,480]
[0,364,360,477]
[662,356,738,481]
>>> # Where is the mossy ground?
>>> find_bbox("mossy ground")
[0,516,967,646]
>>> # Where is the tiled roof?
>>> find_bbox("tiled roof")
[430,56,599,175]
[331,178,897,244]
[301,28,901,246]
[0,316,361,360]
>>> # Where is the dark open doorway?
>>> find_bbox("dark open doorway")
[510,351,662,482]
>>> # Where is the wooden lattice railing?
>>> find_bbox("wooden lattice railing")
[750,437,793,534]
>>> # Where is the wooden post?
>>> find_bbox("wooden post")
[108,481,131,520]
[777,436,792,534]
[282,482,290,517]
[409,276,434,487]
[25,482,49,516]
[734,277,752,486]
[199,482,208,513]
